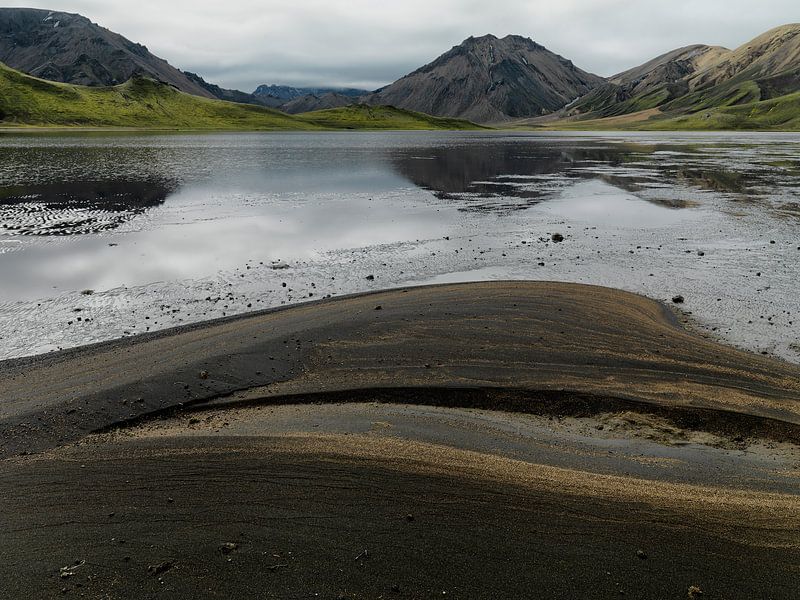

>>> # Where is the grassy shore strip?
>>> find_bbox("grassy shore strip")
[0,62,482,130]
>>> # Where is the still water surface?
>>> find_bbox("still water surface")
[0,131,798,360]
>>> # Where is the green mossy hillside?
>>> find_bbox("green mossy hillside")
[299,104,485,130]
[0,63,482,131]
[529,89,800,131]
[651,90,800,130]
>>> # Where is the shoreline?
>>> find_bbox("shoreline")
[3,124,800,133]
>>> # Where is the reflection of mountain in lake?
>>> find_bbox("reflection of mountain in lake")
[0,180,174,235]
[672,168,750,194]
[391,143,645,211]
[390,141,763,213]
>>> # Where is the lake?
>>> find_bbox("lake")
[0,130,798,361]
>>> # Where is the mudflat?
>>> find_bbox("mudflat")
[1,282,799,598]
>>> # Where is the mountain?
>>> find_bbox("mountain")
[0,8,271,107]
[665,23,800,114]
[686,24,800,94]
[611,45,729,87]
[564,44,728,118]
[0,61,481,130]
[280,92,356,114]
[365,34,604,123]
[560,24,800,127]
[0,8,215,98]
[253,84,370,102]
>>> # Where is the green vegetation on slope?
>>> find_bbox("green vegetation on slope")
[663,79,762,113]
[650,90,800,130]
[0,63,318,129]
[560,79,765,127]
[532,90,800,131]
[299,104,485,130]
[0,63,481,130]
[564,83,674,119]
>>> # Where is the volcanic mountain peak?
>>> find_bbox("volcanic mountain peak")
[369,34,603,123]
[418,33,566,72]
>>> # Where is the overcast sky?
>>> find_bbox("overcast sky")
[7,1,800,91]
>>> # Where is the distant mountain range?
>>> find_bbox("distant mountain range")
[278,92,360,114]
[253,85,369,101]
[1,7,799,129]
[252,85,372,114]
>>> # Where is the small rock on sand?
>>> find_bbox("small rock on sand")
[220,542,238,555]
[672,295,685,304]
[147,561,174,576]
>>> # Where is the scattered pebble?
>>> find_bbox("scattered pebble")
[220,542,238,555]
[147,561,175,576]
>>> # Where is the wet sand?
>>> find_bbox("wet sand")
[1,282,800,598]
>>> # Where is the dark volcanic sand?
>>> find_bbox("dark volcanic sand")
[1,282,799,598]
